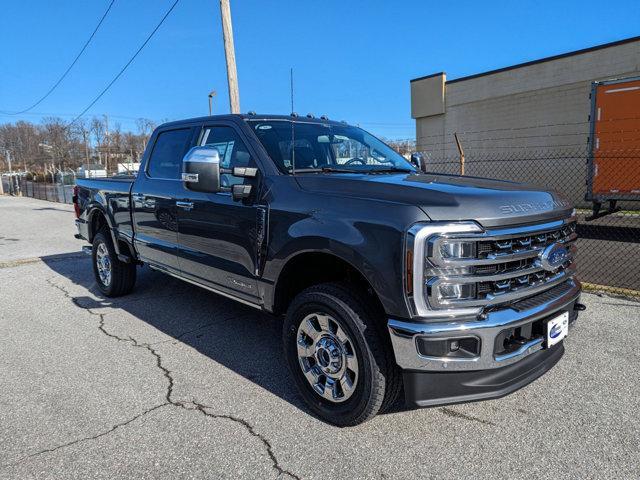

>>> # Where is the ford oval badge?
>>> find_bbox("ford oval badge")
[549,323,564,339]
[539,243,569,271]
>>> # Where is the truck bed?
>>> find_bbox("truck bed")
[75,176,136,245]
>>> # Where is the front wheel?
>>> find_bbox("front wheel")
[283,283,400,426]
[92,229,136,297]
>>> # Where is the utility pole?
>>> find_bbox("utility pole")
[82,128,90,164]
[219,0,240,113]
[104,114,110,175]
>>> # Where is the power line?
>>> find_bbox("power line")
[67,0,180,126]
[0,0,117,115]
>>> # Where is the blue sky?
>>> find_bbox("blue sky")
[1,0,638,138]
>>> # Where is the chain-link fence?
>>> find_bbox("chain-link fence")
[4,146,639,299]
[419,147,640,299]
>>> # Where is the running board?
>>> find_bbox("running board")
[148,264,262,310]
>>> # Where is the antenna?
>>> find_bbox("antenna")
[290,67,296,174]
[290,67,294,113]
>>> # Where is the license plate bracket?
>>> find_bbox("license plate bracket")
[546,311,569,348]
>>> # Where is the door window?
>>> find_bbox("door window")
[147,128,192,179]
[200,126,256,187]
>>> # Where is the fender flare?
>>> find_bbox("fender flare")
[87,205,122,256]
[264,237,397,316]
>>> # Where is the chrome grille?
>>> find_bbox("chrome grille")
[426,218,577,309]
[476,222,576,259]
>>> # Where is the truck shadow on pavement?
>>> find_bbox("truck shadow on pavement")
[41,253,406,419]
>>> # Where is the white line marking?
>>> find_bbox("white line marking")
[604,86,640,94]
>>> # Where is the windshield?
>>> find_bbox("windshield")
[247,120,416,174]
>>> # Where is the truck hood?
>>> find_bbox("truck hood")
[295,172,573,228]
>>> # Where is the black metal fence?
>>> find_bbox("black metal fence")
[419,147,640,299]
[16,178,75,204]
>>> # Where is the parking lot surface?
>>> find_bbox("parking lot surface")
[1,195,639,480]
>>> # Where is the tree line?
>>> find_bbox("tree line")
[0,116,157,174]
[0,117,417,175]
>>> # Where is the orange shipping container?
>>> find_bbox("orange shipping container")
[587,77,640,207]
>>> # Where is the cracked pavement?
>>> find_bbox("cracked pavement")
[1,195,639,479]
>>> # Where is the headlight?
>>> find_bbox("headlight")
[439,240,475,259]
[405,222,483,318]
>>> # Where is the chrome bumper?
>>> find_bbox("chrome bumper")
[388,278,581,371]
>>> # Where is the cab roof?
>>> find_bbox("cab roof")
[159,113,349,129]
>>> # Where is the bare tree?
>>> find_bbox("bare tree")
[90,116,106,166]
[0,115,158,174]
[136,117,156,152]
[71,118,91,164]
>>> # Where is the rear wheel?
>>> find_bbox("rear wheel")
[283,282,401,426]
[92,229,136,297]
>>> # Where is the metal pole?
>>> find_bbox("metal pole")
[60,169,66,203]
[7,150,15,195]
[208,90,216,116]
[454,133,465,176]
[104,114,110,175]
[219,0,240,113]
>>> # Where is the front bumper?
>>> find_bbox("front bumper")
[388,278,581,405]
[403,343,564,407]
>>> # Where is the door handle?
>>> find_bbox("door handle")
[176,201,194,210]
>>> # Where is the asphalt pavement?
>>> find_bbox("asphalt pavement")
[1,195,639,480]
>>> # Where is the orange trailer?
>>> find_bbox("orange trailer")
[587,76,640,218]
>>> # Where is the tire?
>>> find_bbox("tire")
[92,229,136,297]
[283,282,401,426]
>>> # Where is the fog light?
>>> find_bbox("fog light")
[437,283,476,301]
[416,336,480,358]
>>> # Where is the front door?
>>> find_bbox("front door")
[176,124,261,303]
[132,127,193,273]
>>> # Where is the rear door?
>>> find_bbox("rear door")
[132,127,194,273]
[176,122,261,303]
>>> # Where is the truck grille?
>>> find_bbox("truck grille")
[426,218,577,309]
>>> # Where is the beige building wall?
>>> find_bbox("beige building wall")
[411,37,640,205]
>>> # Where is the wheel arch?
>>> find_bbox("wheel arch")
[269,250,387,319]
[86,206,134,259]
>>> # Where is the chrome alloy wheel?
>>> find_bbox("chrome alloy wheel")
[296,313,359,403]
[95,242,112,287]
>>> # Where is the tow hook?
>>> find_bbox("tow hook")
[574,303,587,311]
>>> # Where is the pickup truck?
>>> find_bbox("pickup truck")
[74,113,583,426]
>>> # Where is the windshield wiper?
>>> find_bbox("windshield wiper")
[292,167,363,174]
[366,167,415,174]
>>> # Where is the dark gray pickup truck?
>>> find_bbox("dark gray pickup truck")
[74,113,582,426]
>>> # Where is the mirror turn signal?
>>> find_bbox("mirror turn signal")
[232,167,258,178]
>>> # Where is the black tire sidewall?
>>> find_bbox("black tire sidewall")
[92,231,115,296]
[283,288,383,425]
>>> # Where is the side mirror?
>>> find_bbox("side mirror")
[410,152,426,172]
[182,146,221,193]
